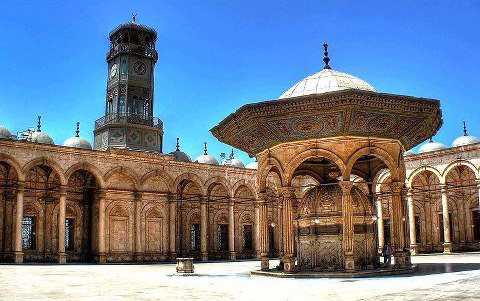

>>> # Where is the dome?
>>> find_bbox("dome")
[63,137,92,150]
[418,139,447,154]
[404,149,415,156]
[169,138,192,162]
[245,161,258,170]
[195,154,218,165]
[0,126,12,139]
[452,122,480,147]
[31,131,55,145]
[220,149,244,168]
[279,68,376,99]
[230,158,244,168]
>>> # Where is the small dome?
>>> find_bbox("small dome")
[0,126,12,139]
[63,137,92,150]
[170,150,192,162]
[404,149,415,156]
[418,139,447,154]
[279,68,376,99]
[245,161,258,170]
[31,131,55,145]
[452,135,480,147]
[195,154,218,165]
[230,158,244,168]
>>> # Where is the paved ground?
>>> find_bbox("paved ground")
[1,253,480,301]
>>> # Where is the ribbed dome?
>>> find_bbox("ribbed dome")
[63,137,92,150]
[279,68,376,99]
[195,154,218,165]
[418,139,447,154]
[0,126,12,139]
[170,150,192,162]
[452,135,480,147]
[404,149,415,156]
[245,161,258,170]
[31,131,55,145]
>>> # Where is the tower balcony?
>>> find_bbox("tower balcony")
[95,113,163,131]
[106,43,158,62]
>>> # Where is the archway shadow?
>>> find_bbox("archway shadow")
[413,262,480,276]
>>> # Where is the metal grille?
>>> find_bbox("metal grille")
[242,225,253,251]
[217,224,228,251]
[65,218,74,251]
[190,224,200,251]
[22,216,36,250]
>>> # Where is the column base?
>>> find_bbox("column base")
[344,253,355,272]
[393,251,407,269]
[283,256,296,273]
[229,251,236,261]
[169,252,177,262]
[443,242,452,253]
[201,252,208,261]
[410,244,418,255]
[261,256,270,271]
[58,252,67,264]
[14,251,23,263]
[98,253,107,264]
[134,253,144,262]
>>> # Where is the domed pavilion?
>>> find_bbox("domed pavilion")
[211,44,443,274]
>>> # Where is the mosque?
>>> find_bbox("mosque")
[0,18,479,273]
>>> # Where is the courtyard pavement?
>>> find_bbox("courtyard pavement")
[1,253,480,300]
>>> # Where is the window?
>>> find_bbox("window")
[243,225,253,251]
[22,216,36,250]
[190,224,200,251]
[217,224,228,251]
[65,218,74,251]
[119,96,125,113]
[473,211,480,241]
[414,216,421,243]
[383,219,391,245]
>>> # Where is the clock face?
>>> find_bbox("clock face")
[110,64,118,79]
[133,60,146,75]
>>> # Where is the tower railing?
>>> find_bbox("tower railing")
[95,113,163,130]
[106,43,158,61]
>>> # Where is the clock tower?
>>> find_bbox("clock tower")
[94,16,163,152]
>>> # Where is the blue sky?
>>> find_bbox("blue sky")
[1,1,479,164]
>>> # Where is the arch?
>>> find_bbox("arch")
[173,173,205,196]
[442,160,479,181]
[22,157,66,185]
[284,148,346,184]
[140,169,174,192]
[346,146,399,181]
[205,176,232,198]
[258,156,286,191]
[65,162,105,188]
[104,166,140,190]
[232,179,257,199]
[0,153,25,181]
[408,166,443,187]
[374,168,391,193]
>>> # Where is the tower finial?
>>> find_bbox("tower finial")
[37,115,42,132]
[230,149,235,159]
[176,137,180,151]
[204,142,208,155]
[323,43,331,69]
[132,13,137,24]
[429,137,433,143]
[463,121,468,136]
[75,122,80,137]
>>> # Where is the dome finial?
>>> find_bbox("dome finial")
[429,137,433,143]
[204,142,208,155]
[463,121,468,136]
[37,115,42,132]
[75,122,80,137]
[132,13,137,24]
[230,149,235,159]
[176,137,180,151]
[323,43,331,70]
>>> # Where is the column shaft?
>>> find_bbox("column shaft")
[98,191,106,263]
[339,181,355,271]
[258,193,269,270]
[281,187,295,272]
[391,182,406,268]
[441,185,452,253]
[57,187,67,263]
[168,193,176,261]
[228,198,236,260]
[13,182,25,263]
[134,192,143,261]
[376,198,384,251]
[254,202,260,258]
[407,189,417,254]
[200,197,208,261]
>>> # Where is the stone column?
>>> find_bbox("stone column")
[339,181,355,272]
[97,190,106,263]
[407,188,417,255]
[376,197,384,252]
[168,193,177,261]
[258,192,269,270]
[280,187,296,272]
[440,184,452,253]
[200,196,208,261]
[228,198,236,260]
[254,201,260,258]
[57,186,67,264]
[13,182,25,263]
[134,191,143,261]
[391,182,406,268]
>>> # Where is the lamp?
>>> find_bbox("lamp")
[314,218,320,224]
[270,221,277,228]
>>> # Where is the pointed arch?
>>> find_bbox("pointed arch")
[442,160,479,181]
[22,157,66,185]
[104,166,140,190]
[65,162,105,188]
[0,153,24,181]
[407,166,443,187]
[205,176,232,198]
[346,146,400,181]
[140,169,174,193]
[173,172,205,196]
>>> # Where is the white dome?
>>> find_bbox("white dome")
[418,140,447,154]
[31,131,55,145]
[170,150,192,162]
[0,126,12,139]
[230,158,244,168]
[63,137,92,150]
[279,68,376,99]
[452,135,480,147]
[245,161,258,170]
[404,149,415,156]
[195,154,218,165]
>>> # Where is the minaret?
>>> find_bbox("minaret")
[93,15,163,152]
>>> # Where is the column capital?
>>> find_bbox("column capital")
[279,186,296,199]
[406,187,414,198]
[476,179,480,189]
[257,192,267,203]
[440,184,448,193]
[16,181,25,192]
[390,181,404,194]
[200,195,208,204]
[338,181,353,193]
[97,189,107,199]
[167,193,176,202]
[59,185,68,197]
[229,197,235,206]
[134,191,143,201]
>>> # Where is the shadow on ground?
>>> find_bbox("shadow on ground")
[414,263,480,276]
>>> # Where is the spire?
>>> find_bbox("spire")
[463,121,468,136]
[132,13,137,24]
[75,122,80,137]
[230,149,235,160]
[323,43,331,69]
[37,116,42,132]
[176,137,180,151]
[204,142,208,155]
